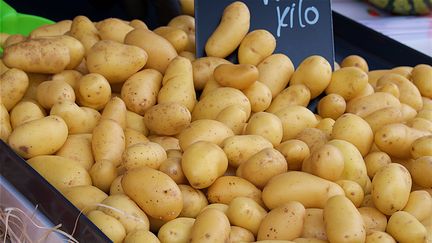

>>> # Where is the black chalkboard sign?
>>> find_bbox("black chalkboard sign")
[195,0,334,67]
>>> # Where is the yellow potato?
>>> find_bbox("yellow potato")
[52,70,82,90]
[243,81,273,112]
[9,99,46,129]
[181,141,228,189]
[207,176,263,206]
[257,201,305,241]
[411,135,432,159]
[124,230,159,243]
[364,151,391,179]
[375,81,400,98]
[148,136,180,151]
[325,67,368,101]
[238,29,276,66]
[154,26,188,53]
[410,117,432,133]
[317,94,346,120]
[214,63,258,90]
[30,20,72,38]
[302,144,344,182]
[301,208,327,241]
[262,171,344,209]
[75,73,111,110]
[124,128,149,148]
[86,40,148,83]
[56,134,94,170]
[293,238,328,243]
[178,185,208,218]
[201,76,222,98]
[229,226,255,243]
[158,217,195,243]
[122,142,167,170]
[216,105,248,135]
[178,51,195,61]
[92,119,125,166]
[244,112,282,146]
[109,175,124,195]
[8,115,68,158]
[340,55,369,72]
[1,68,29,111]
[190,208,231,243]
[36,80,75,109]
[69,15,100,53]
[129,19,148,29]
[372,163,412,215]
[295,128,329,153]
[27,155,91,193]
[386,211,427,243]
[352,83,374,99]
[391,66,412,79]
[192,57,230,90]
[50,101,101,134]
[87,210,126,243]
[143,103,191,136]
[411,64,432,98]
[122,166,183,221]
[226,197,267,236]
[121,69,162,115]
[89,160,117,193]
[200,203,229,215]
[275,139,310,171]
[315,118,335,137]
[358,207,387,233]
[335,180,364,207]
[157,56,196,112]
[417,109,432,122]
[97,18,134,43]
[41,35,85,70]
[365,231,396,243]
[258,54,294,98]
[205,1,250,58]
[275,105,318,141]
[126,110,148,135]
[290,55,332,99]
[168,15,195,36]
[222,135,273,168]
[364,107,403,133]
[63,185,107,214]
[266,84,311,114]
[403,190,432,222]
[323,195,366,243]
[0,104,12,142]
[346,92,401,118]
[410,156,432,188]
[125,28,177,74]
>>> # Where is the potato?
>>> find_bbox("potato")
[190,208,231,243]
[353,83,374,99]
[315,118,335,137]
[154,26,188,53]
[262,171,344,209]
[0,104,12,142]
[275,140,310,171]
[8,115,68,158]
[391,66,412,79]
[365,231,396,243]
[205,1,250,58]
[36,80,75,109]
[275,106,318,141]
[143,103,191,136]
[363,107,403,133]
[158,57,196,112]
[179,51,195,60]
[182,141,228,189]
[63,185,107,214]
[1,68,29,111]
[375,123,429,159]
[340,55,369,72]
[237,148,287,189]
[335,180,364,207]
[50,101,101,134]
[417,109,432,122]
[56,134,94,170]
[403,190,432,222]
[372,163,412,215]
[358,207,387,234]
[124,128,149,148]
[257,201,305,241]
[178,119,234,150]
[178,185,208,218]
[27,155,91,192]
[122,142,167,170]
[3,38,69,73]
[244,112,282,146]
[386,211,427,243]
[290,55,332,99]
[301,209,327,240]
[125,28,177,74]
[216,105,248,135]
[238,29,276,66]
[293,238,328,243]
[86,40,147,83]
[258,54,294,98]
[201,76,222,98]
[200,203,229,215]
[229,226,255,243]
[52,70,82,90]
[302,144,344,182]
[126,111,148,135]
[323,195,366,243]
[222,135,273,168]
[92,119,125,166]
[364,151,391,179]
[90,160,117,193]
[166,149,183,159]
[122,166,182,221]
[346,92,401,118]
[158,217,195,243]
[410,117,432,133]
[121,69,162,115]
[148,136,181,151]
[295,128,329,153]
[42,35,85,70]
[266,84,311,114]
[192,57,230,90]
[69,15,100,53]
[9,99,46,129]
[411,64,432,98]
[124,230,159,243]
[213,63,258,90]
[243,81,273,112]
[129,19,148,29]
[30,20,72,38]
[325,67,368,101]
[375,81,400,98]
[317,94,346,120]
[97,18,134,43]
[411,135,432,159]
[226,197,267,236]
[75,73,111,110]
[87,210,126,243]
[168,15,195,36]
[110,175,124,195]
[410,156,432,188]
[207,176,263,206]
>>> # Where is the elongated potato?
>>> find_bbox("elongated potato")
[122,142,167,170]
[346,92,401,117]
[243,81,273,112]
[124,128,149,148]
[192,57,230,90]
[87,210,126,243]
[126,110,148,135]
[411,64,432,98]
[275,106,318,141]
[154,26,188,53]
[410,156,432,188]
[63,185,107,214]
[386,211,427,243]
[52,70,82,90]
[124,230,159,243]
[69,15,100,53]
[92,119,125,166]
[238,29,276,66]
[207,176,263,206]
[190,208,231,243]
[0,104,12,142]
[37,80,76,109]
[214,63,258,90]
[227,197,267,236]
[158,217,195,243]
[411,135,432,159]
[258,54,295,98]
[266,84,311,114]
[30,20,72,38]
[222,135,273,168]
[402,190,432,222]
[97,18,134,43]
[144,103,191,135]
[1,68,29,111]
[216,105,248,135]
[325,67,368,101]
[41,35,85,70]
[364,107,403,133]
[89,160,117,192]
[301,209,327,240]
[205,1,250,58]
[50,101,101,134]
[56,134,94,170]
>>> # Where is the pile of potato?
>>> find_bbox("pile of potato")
[1,1,432,243]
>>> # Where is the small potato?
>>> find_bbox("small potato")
[245,112,283,146]
[325,67,368,101]
[391,66,412,79]
[179,51,195,61]
[200,203,229,215]
[315,118,335,137]
[190,209,231,243]
[364,151,391,179]
[205,1,250,58]
[372,163,412,215]
[181,141,228,189]
[335,180,364,207]
[124,230,159,243]
[192,57,230,90]
[3,34,26,48]
[121,69,162,115]
[8,115,68,159]
[30,20,72,38]
[125,28,177,74]
[110,175,124,195]
[375,82,400,98]
[301,209,327,240]
[399,103,418,122]
[290,55,332,99]
[200,76,222,98]
[275,139,310,171]
[257,201,305,241]
[295,128,329,153]
[410,117,432,133]
[144,103,191,136]
[323,195,366,243]
[90,160,117,193]
[50,101,101,134]
[302,144,344,182]
[214,63,258,90]
[97,18,134,43]
[178,185,208,218]
[365,231,396,243]
[216,105,248,135]
[275,105,318,141]
[266,84,311,114]
[229,226,255,243]
[100,97,126,129]
[0,104,12,141]
[129,19,148,29]
[258,54,295,98]
[352,83,374,99]
[154,26,188,53]
[124,128,149,148]
[36,80,75,109]
[243,81,273,112]
[238,29,276,66]
[262,171,344,209]
[168,15,195,36]
[87,213,126,243]
[56,134,94,170]
[27,155,92,193]
[346,92,401,118]
[92,119,125,166]
[227,197,267,236]
[364,107,403,133]
[386,211,427,243]
[52,70,82,90]
[122,166,183,221]
[417,109,432,122]
[122,142,167,170]
[126,110,148,135]
[86,40,148,83]
[403,190,432,222]
[340,55,369,72]
[63,185,107,214]
[411,135,432,159]
[358,207,387,233]
[1,68,29,111]
[317,94,346,120]
[75,73,112,110]
[237,148,287,189]
[411,64,432,98]
[69,15,100,53]
[148,136,181,151]
[9,99,46,129]
[207,176,263,206]
[178,119,234,151]
[222,135,273,168]
[158,217,195,243]
[410,156,432,188]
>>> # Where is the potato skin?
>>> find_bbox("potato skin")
[386,211,427,243]
[258,54,294,98]
[190,208,231,243]
[144,103,191,135]
[158,217,195,243]
[325,67,368,101]
[87,210,126,243]
[63,185,107,214]
[192,57,230,90]
[207,176,263,206]
[0,68,29,111]
[227,197,267,236]
[238,29,276,66]
[92,119,125,167]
